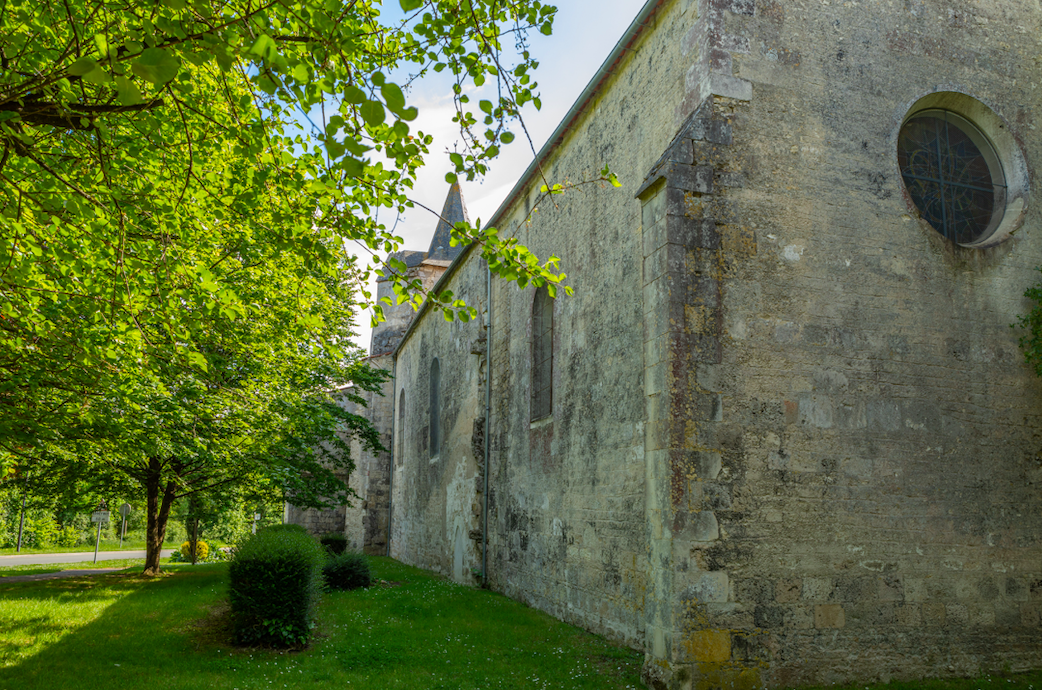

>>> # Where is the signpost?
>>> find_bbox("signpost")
[118,503,131,548]
[91,503,109,563]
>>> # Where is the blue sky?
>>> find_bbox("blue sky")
[351,0,648,349]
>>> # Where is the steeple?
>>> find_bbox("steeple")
[426,182,470,263]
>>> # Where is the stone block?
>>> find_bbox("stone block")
[798,394,833,429]
[642,213,668,256]
[693,450,722,480]
[754,605,785,628]
[946,604,969,626]
[776,578,802,603]
[684,570,730,603]
[672,216,720,249]
[667,164,714,194]
[877,575,903,602]
[1006,577,1029,601]
[676,510,720,542]
[643,243,668,284]
[641,185,667,229]
[803,577,834,602]
[682,629,731,662]
[814,604,845,629]
[789,605,815,630]
[895,604,922,627]
[705,119,734,146]
[903,578,926,603]
[669,138,695,165]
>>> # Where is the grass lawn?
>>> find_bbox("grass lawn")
[0,556,644,689]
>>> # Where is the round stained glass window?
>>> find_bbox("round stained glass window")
[897,110,1007,245]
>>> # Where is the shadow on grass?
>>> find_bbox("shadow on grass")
[0,564,232,690]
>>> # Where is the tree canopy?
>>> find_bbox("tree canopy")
[0,0,567,455]
[0,0,570,572]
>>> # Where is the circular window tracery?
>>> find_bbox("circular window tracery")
[897,109,1007,246]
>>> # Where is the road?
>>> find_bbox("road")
[0,549,174,566]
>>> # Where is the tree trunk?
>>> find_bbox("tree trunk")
[143,458,177,576]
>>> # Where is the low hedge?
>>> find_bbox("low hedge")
[228,524,325,647]
[323,551,371,590]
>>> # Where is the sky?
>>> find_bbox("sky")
[349,0,648,350]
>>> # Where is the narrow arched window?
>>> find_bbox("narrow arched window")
[531,287,553,421]
[396,388,405,467]
[429,358,441,457]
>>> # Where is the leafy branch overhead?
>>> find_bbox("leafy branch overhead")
[0,0,560,452]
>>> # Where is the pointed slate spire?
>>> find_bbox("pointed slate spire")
[426,182,470,262]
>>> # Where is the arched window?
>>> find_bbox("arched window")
[531,287,553,421]
[429,358,441,457]
[396,388,405,467]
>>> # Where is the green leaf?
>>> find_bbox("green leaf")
[250,34,277,60]
[93,34,109,58]
[342,86,366,104]
[341,156,365,178]
[325,137,345,159]
[400,0,424,10]
[81,66,110,85]
[381,83,406,114]
[360,100,385,127]
[68,57,99,76]
[501,131,515,144]
[185,352,208,372]
[114,76,144,105]
[133,48,181,85]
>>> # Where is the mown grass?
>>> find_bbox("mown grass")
[0,557,644,689]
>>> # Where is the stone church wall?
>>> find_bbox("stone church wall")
[479,0,693,646]
[638,0,1042,687]
[389,256,489,581]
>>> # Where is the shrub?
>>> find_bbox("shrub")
[179,540,209,561]
[319,532,348,555]
[228,525,325,647]
[323,551,371,591]
[56,525,80,547]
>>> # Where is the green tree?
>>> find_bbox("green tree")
[0,0,567,469]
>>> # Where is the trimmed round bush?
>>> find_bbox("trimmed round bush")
[179,540,209,561]
[323,551,371,591]
[319,532,348,555]
[229,525,325,647]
